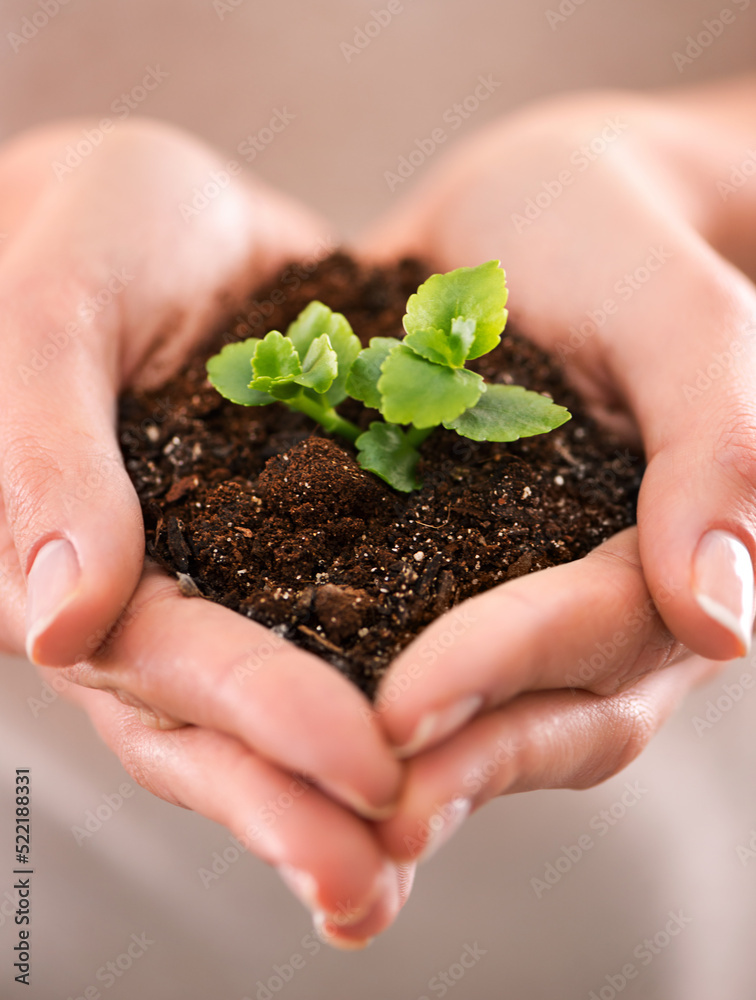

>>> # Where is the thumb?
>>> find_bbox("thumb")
[618,236,756,660]
[0,258,144,667]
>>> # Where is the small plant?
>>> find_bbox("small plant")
[207,260,570,491]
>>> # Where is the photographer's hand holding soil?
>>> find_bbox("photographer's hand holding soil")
[0,73,754,947]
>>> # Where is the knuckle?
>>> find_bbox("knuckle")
[1,429,118,546]
[584,692,657,785]
[3,436,65,520]
[712,405,756,497]
[110,712,188,808]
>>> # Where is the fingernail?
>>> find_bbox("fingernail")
[418,798,471,863]
[394,695,483,759]
[693,529,754,657]
[312,860,400,948]
[312,911,374,950]
[25,538,81,664]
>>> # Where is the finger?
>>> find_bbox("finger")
[374,527,687,757]
[376,653,720,863]
[618,241,756,661]
[358,108,756,662]
[61,565,403,820]
[0,246,146,667]
[0,119,331,668]
[314,862,416,950]
[64,679,398,932]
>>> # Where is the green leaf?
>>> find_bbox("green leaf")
[287,301,361,406]
[296,334,339,393]
[250,331,302,391]
[250,329,337,399]
[346,337,398,409]
[403,316,478,369]
[404,259,508,362]
[206,338,273,406]
[356,422,422,492]
[378,345,484,428]
[444,383,571,441]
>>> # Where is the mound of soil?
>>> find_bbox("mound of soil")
[118,254,642,697]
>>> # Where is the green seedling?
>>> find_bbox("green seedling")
[207,260,571,491]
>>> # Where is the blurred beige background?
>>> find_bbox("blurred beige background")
[0,2,755,998]
[1,0,755,236]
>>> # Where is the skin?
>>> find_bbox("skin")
[0,120,408,944]
[0,74,754,945]
[359,74,756,865]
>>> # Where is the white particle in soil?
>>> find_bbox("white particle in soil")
[413,551,425,562]
[358,628,369,638]
[554,475,565,485]
[145,425,160,443]
[522,486,532,499]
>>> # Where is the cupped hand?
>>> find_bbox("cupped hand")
[0,119,408,945]
[357,78,756,858]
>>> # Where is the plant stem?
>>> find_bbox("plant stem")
[288,394,361,444]
[406,426,434,448]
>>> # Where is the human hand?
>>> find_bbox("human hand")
[0,119,407,945]
[357,78,756,859]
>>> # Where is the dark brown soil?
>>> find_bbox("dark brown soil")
[118,253,643,698]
